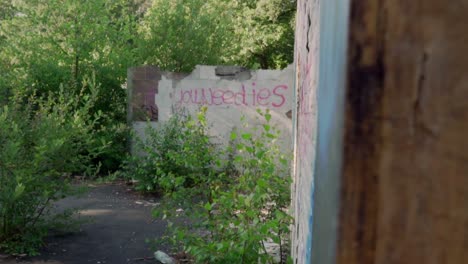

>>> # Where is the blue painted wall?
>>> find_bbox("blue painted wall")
[292,0,350,263]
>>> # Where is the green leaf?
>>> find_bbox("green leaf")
[230,131,237,140]
[13,183,25,199]
[241,133,252,140]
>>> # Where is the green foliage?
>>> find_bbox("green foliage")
[0,0,295,257]
[123,106,217,193]
[229,0,296,69]
[0,0,135,172]
[141,109,292,263]
[0,0,135,93]
[0,0,295,178]
[137,0,234,72]
[0,0,15,21]
[137,0,295,71]
[0,86,101,255]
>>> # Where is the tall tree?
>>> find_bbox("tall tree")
[231,0,296,69]
[0,0,137,110]
[137,0,235,72]
[0,0,143,172]
[137,0,295,71]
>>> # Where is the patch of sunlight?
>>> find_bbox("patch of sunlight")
[78,209,113,216]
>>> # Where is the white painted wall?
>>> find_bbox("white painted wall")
[133,65,295,153]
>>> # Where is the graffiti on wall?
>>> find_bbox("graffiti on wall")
[129,65,294,158]
[176,83,289,108]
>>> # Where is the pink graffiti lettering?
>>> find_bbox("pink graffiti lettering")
[176,84,288,108]
[272,85,288,107]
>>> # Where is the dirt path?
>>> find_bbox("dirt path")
[1,183,170,264]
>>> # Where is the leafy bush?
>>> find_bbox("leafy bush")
[88,112,129,175]
[139,109,292,263]
[123,106,217,194]
[0,0,134,174]
[0,87,101,255]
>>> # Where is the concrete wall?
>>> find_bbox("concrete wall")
[128,65,294,153]
[291,0,320,262]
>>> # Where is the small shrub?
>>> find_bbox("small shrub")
[90,121,129,175]
[152,109,292,264]
[122,106,217,194]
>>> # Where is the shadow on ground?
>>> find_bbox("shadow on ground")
[1,183,170,264]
